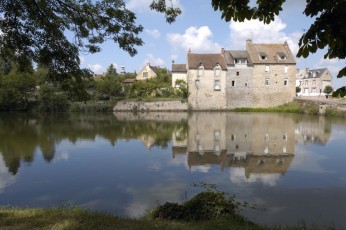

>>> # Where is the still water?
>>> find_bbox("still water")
[0,112,346,227]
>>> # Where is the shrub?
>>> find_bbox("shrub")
[150,191,238,221]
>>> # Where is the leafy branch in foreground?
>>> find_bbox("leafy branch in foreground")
[151,0,346,78]
[0,0,143,82]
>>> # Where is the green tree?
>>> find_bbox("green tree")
[0,0,143,83]
[296,86,301,94]
[151,0,346,78]
[106,64,117,78]
[323,85,333,95]
[0,71,36,110]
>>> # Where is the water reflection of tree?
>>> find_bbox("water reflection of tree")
[0,113,188,174]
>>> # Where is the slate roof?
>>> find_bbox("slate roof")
[172,64,187,73]
[224,50,252,66]
[296,68,328,79]
[149,66,160,74]
[187,53,227,70]
[246,40,296,64]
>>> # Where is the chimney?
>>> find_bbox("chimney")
[221,48,225,54]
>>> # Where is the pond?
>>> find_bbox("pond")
[0,112,346,227]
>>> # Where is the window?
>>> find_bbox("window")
[214,80,221,91]
[236,71,239,76]
[283,134,287,141]
[259,52,267,60]
[299,81,302,86]
[277,52,287,60]
[231,134,235,141]
[214,65,221,77]
[245,83,248,87]
[305,80,308,85]
[312,88,316,93]
[265,78,269,86]
[143,72,148,78]
[264,134,269,141]
[284,65,288,73]
[284,78,288,86]
[214,130,220,141]
[231,81,235,87]
[312,80,316,85]
[195,80,200,88]
[265,65,270,72]
[198,65,204,77]
[235,58,247,64]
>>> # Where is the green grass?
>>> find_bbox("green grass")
[0,206,337,230]
[234,101,302,113]
[0,206,261,230]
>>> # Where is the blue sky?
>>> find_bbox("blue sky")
[79,0,346,89]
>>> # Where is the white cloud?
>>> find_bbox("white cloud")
[126,0,152,12]
[229,167,281,186]
[0,155,16,193]
[167,26,221,53]
[229,17,302,56]
[88,64,105,74]
[143,53,165,67]
[145,29,161,39]
[127,0,182,13]
[79,56,85,65]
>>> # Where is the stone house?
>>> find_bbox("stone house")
[174,39,297,110]
[187,53,228,110]
[135,63,161,81]
[171,62,187,87]
[296,68,333,96]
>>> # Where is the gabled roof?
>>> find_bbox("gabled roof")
[172,64,187,73]
[149,65,160,74]
[224,50,252,66]
[296,68,331,79]
[187,53,227,70]
[246,40,296,64]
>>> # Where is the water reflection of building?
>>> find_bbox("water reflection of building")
[295,116,331,145]
[182,113,296,178]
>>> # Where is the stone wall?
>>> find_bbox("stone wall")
[252,64,296,107]
[226,67,253,109]
[113,100,188,111]
[188,69,227,110]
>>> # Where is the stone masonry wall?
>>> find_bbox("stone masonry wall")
[226,66,254,109]
[188,69,227,110]
[252,64,296,107]
[113,100,188,111]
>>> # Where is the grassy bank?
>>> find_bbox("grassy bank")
[234,101,320,115]
[0,206,260,230]
[0,206,337,230]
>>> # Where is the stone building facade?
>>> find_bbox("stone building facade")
[174,40,297,110]
[296,68,333,96]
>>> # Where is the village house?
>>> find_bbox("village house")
[171,61,187,87]
[135,63,161,81]
[174,39,297,110]
[296,68,333,96]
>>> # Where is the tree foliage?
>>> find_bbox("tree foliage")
[152,0,346,78]
[0,0,143,82]
[323,85,333,95]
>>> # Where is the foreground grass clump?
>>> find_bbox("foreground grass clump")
[150,191,241,221]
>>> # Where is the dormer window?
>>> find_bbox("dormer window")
[198,63,204,77]
[234,58,247,64]
[259,52,267,60]
[277,52,287,60]
[214,64,221,77]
